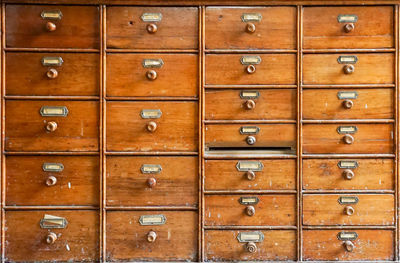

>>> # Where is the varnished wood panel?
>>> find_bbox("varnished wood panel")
[205,194,296,226]
[106,211,198,261]
[106,156,198,206]
[205,7,296,50]
[107,54,198,97]
[6,156,99,206]
[5,210,99,262]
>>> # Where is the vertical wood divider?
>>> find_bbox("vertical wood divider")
[101,4,106,263]
[200,5,205,262]
[0,3,4,263]
[396,4,399,261]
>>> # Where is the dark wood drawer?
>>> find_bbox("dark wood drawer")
[5,100,99,152]
[6,5,99,49]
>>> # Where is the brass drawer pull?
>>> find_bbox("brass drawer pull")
[246,136,256,145]
[147,23,158,33]
[146,70,157,80]
[244,99,256,110]
[46,68,58,79]
[246,242,257,253]
[344,205,355,216]
[146,121,157,132]
[342,99,353,109]
[147,231,157,243]
[246,64,256,74]
[45,121,58,132]
[41,10,62,32]
[46,21,57,32]
[246,170,256,181]
[242,12,262,35]
[343,134,354,145]
[245,205,255,216]
[343,64,355,74]
[343,23,355,33]
[342,169,355,180]
[46,232,58,244]
[147,177,157,188]
[344,240,355,252]
[246,23,256,33]
[45,176,57,186]
[337,14,357,33]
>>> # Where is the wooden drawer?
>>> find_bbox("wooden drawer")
[6,52,99,96]
[5,100,99,152]
[205,89,296,120]
[205,159,296,191]
[106,211,197,262]
[205,124,296,150]
[205,54,296,85]
[303,124,393,154]
[106,156,198,207]
[303,159,394,191]
[303,230,394,261]
[6,156,99,206]
[106,101,197,152]
[107,54,198,97]
[303,89,393,120]
[6,5,99,49]
[303,6,394,49]
[205,7,296,50]
[5,210,99,262]
[205,230,296,261]
[303,194,394,226]
[303,53,394,85]
[205,195,296,226]
[107,7,198,49]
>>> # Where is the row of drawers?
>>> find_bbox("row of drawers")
[4,210,395,262]
[5,6,394,50]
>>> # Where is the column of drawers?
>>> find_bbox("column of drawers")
[104,6,199,261]
[302,6,396,261]
[203,7,298,261]
[3,5,100,262]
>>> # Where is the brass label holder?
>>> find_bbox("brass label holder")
[141,164,162,174]
[141,13,162,22]
[140,109,162,119]
[41,10,63,20]
[338,160,359,169]
[240,56,262,65]
[240,90,260,100]
[41,57,64,67]
[237,231,264,243]
[337,91,358,100]
[337,231,358,241]
[338,196,359,205]
[337,55,358,64]
[241,13,262,22]
[40,106,69,117]
[240,126,260,135]
[337,14,358,23]
[337,126,358,134]
[236,161,264,172]
[142,59,164,68]
[239,196,259,205]
[42,163,64,172]
[139,214,166,226]
[40,214,68,229]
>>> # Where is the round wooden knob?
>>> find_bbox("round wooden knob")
[147,177,157,188]
[45,121,58,132]
[246,242,257,253]
[344,23,355,33]
[343,64,355,74]
[146,70,157,80]
[245,171,256,181]
[245,205,256,216]
[46,232,57,244]
[344,240,355,252]
[246,23,256,33]
[343,169,355,180]
[147,231,157,243]
[147,23,158,33]
[246,136,256,145]
[46,21,57,32]
[344,206,355,216]
[246,65,256,74]
[46,68,58,79]
[244,100,256,110]
[146,121,157,132]
[342,99,353,109]
[45,176,57,186]
[343,134,354,145]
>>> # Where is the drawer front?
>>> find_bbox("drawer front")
[106,7,198,49]
[106,156,198,206]
[6,52,99,96]
[6,156,99,206]
[106,211,197,261]
[106,101,198,152]
[303,194,394,226]
[5,101,99,152]
[205,54,296,85]
[205,230,296,261]
[6,5,99,49]
[205,159,296,191]
[303,124,393,154]
[303,54,394,85]
[205,89,296,120]
[205,7,296,50]
[303,89,393,120]
[303,159,394,191]
[205,195,296,226]
[107,54,198,97]
[205,124,296,150]
[303,230,394,261]
[303,6,394,49]
[5,210,99,262]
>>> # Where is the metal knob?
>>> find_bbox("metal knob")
[46,68,58,79]
[45,176,57,186]
[246,65,256,74]
[245,171,256,181]
[246,23,256,33]
[245,205,256,216]
[344,206,355,216]
[344,23,355,33]
[46,21,57,32]
[246,242,257,253]
[244,100,256,110]
[147,231,157,243]
[146,70,157,80]
[342,99,353,109]
[46,232,57,244]
[246,136,256,145]
[343,64,355,74]
[343,134,354,145]
[147,121,157,132]
[147,177,157,188]
[147,23,158,33]
[343,169,355,180]
[344,240,355,252]
[45,121,58,132]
